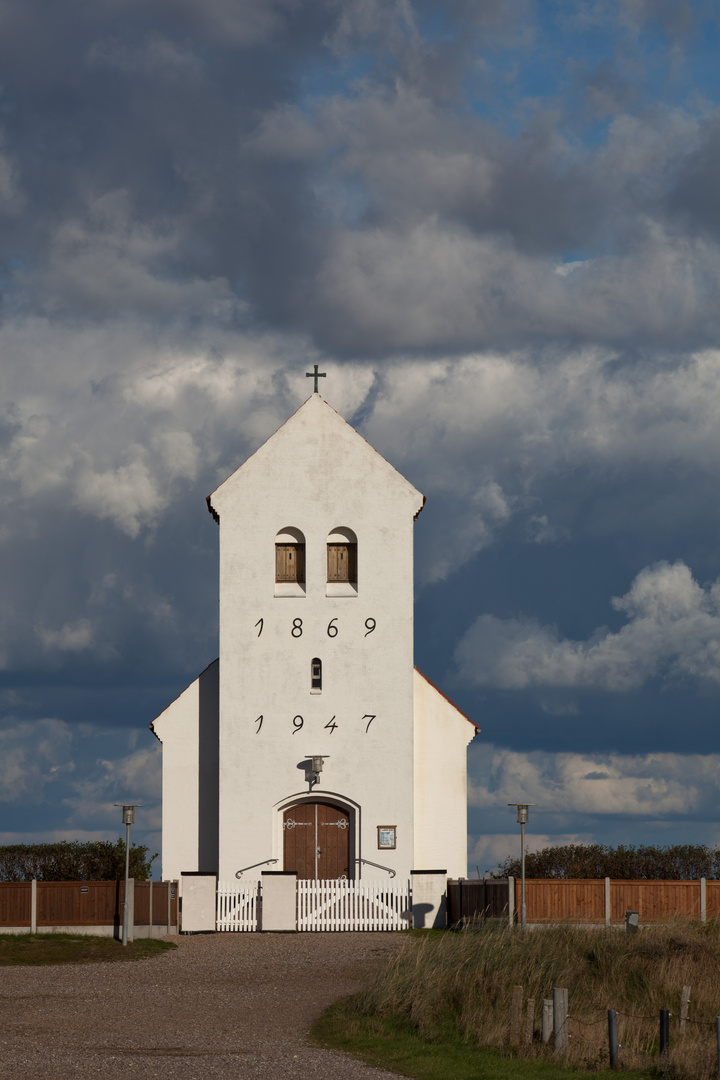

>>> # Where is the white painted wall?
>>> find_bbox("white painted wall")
[152,394,479,888]
[209,395,425,881]
[413,668,477,878]
[151,659,219,882]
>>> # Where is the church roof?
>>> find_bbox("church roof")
[207,393,425,519]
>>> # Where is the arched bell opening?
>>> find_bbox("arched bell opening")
[327,526,358,596]
[275,526,306,596]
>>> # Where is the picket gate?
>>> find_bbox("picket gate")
[297,879,411,931]
[217,880,259,931]
[215,878,411,931]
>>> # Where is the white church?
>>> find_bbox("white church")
[151,381,478,886]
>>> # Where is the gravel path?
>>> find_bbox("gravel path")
[0,932,406,1079]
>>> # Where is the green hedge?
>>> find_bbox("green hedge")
[492,843,720,880]
[0,840,157,882]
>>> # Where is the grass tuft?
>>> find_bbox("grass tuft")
[314,921,720,1078]
[0,932,177,966]
[313,1006,652,1079]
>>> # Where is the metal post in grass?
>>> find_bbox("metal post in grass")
[680,986,690,1035]
[553,987,568,1052]
[659,1009,670,1058]
[115,803,142,946]
[508,802,537,927]
[608,1009,618,1069]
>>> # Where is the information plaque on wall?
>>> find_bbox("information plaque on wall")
[377,826,396,849]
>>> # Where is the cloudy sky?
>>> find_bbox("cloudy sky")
[2,0,720,876]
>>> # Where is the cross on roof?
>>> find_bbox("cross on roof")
[306,364,326,394]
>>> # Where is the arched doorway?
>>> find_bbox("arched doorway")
[283,802,350,880]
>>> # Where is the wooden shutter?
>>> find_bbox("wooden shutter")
[276,544,305,582]
[327,543,357,583]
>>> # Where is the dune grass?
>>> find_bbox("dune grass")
[0,932,177,966]
[314,1007,653,1079]
[314,921,720,1078]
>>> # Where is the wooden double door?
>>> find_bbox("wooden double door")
[283,802,350,880]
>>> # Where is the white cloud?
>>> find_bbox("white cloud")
[75,457,166,539]
[455,561,720,690]
[424,481,513,584]
[355,348,720,579]
[0,718,161,837]
[0,719,74,802]
[468,832,592,875]
[469,743,718,818]
[37,619,94,653]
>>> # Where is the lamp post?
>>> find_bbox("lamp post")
[114,803,142,946]
[508,803,537,927]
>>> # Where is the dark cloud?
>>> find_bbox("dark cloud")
[0,0,719,861]
[666,113,720,238]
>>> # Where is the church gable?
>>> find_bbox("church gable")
[414,667,479,736]
[207,393,424,520]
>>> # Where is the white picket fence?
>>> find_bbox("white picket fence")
[215,878,412,931]
[297,879,412,931]
[217,880,259,931]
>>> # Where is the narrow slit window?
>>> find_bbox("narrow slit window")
[311,657,322,691]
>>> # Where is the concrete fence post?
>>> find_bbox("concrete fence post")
[604,877,611,926]
[542,999,553,1044]
[31,878,37,934]
[701,878,707,923]
[508,876,515,926]
[410,870,447,929]
[525,998,535,1045]
[179,874,217,932]
[260,872,297,931]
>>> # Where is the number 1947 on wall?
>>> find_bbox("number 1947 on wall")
[254,713,376,735]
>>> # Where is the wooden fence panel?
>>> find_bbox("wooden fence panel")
[135,881,178,926]
[134,882,151,924]
[610,880,700,923]
[0,880,177,928]
[611,882,642,922]
[0,882,31,926]
[447,879,509,923]
[37,881,122,926]
[151,882,168,925]
[520,880,605,923]
[485,880,510,918]
[706,880,720,918]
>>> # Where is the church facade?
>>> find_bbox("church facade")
[151,390,477,884]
